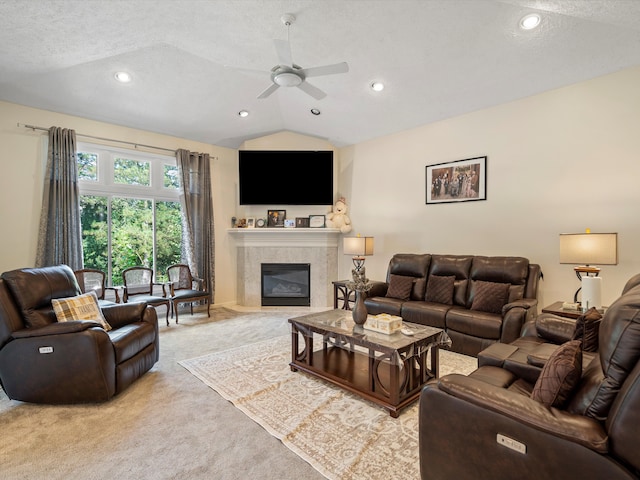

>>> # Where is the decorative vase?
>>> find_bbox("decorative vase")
[352,289,368,325]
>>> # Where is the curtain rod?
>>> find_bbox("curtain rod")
[18,123,180,155]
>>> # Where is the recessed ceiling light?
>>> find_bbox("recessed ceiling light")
[310,108,321,116]
[114,71,132,83]
[238,110,249,117]
[519,13,541,30]
[371,81,385,92]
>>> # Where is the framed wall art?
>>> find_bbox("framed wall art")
[426,156,487,204]
[267,210,286,227]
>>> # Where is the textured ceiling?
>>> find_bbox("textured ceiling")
[1,0,640,148]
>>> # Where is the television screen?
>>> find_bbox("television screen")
[239,150,334,205]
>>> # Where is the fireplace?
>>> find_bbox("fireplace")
[261,263,310,306]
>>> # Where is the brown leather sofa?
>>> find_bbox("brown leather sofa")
[418,273,640,480]
[0,265,159,404]
[364,254,542,356]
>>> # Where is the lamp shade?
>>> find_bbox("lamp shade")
[343,236,374,257]
[559,233,617,265]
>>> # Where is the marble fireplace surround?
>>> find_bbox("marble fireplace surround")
[229,228,341,307]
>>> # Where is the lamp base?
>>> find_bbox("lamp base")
[573,266,601,303]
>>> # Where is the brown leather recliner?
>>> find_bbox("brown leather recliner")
[0,265,159,404]
[418,274,640,479]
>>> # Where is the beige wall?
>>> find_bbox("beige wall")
[339,66,640,308]
[2,65,639,308]
[0,101,237,305]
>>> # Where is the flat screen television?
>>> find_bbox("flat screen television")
[238,150,334,205]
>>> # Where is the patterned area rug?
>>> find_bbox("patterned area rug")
[180,334,477,480]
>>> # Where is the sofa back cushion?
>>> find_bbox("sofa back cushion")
[568,284,640,420]
[428,255,473,306]
[467,256,530,308]
[386,254,431,300]
[1,265,81,329]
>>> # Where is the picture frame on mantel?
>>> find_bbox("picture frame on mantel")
[267,210,286,227]
[426,156,487,204]
[309,215,326,228]
[296,217,310,228]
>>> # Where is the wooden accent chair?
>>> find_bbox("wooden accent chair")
[166,264,210,323]
[122,266,170,325]
[74,268,119,305]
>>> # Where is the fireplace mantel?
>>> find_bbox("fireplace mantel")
[229,228,341,307]
[228,228,341,247]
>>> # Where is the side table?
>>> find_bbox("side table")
[541,301,606,320]
[332,280,355,310]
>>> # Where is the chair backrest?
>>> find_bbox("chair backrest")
[567,279,640,473]
[122,267,154,297]
[74,268,107,299]
[1,265,81,330]
[167,264,194,292]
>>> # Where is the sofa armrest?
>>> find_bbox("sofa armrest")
[12,320,102,339]
[500,299,537,344]
[367,281,388,298]
[437,374,608,453]
[101,302,155,330]
[534,313,577,344]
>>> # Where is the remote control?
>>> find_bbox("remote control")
[400,327,414,336]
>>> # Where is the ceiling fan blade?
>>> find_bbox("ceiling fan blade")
[297,81,326,100]
[273,39,293,66]
[257,83,280,99]
[300,62,349,78]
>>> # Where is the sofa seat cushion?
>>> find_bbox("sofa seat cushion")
[477,343,519,368]
[446,307,502,340]
[401,301,451,329]
[363,296,403,316]
[108,322,157,364]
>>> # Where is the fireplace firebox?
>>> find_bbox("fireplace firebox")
[261,263,310,306]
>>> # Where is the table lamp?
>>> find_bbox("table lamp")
[559,230,617,308]
[343,235,374,326]
[343,235,374,275]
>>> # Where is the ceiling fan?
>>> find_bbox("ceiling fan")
[257,14,349,100]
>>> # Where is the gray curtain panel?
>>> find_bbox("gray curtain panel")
[176,149,215,302]
[35,127,83,269]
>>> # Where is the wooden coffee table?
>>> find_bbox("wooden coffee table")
[288,309,451,417]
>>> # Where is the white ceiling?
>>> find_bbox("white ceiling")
[2,0,640,149]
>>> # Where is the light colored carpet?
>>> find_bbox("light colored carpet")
[0,307,332,480]
[180,332,477,480]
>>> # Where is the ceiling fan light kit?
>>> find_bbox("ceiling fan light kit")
[273,69,303,87]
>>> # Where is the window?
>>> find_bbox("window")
[77,143,181,285]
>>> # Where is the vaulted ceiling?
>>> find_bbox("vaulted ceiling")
[2,0,640,148]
